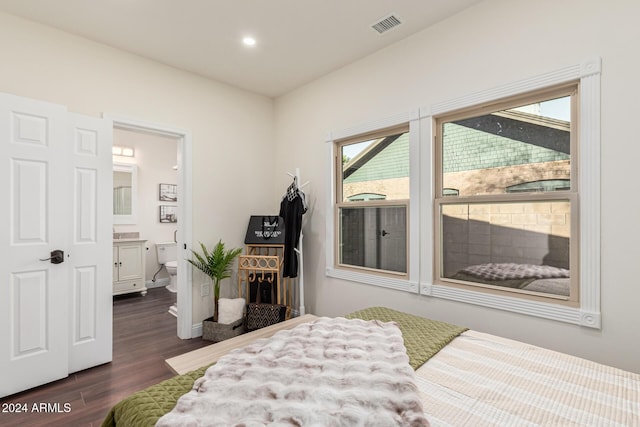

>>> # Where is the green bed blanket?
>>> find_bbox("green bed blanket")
[101,307,467,427]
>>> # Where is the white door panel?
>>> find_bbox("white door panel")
[0,93,69,397]
[0,94,112,397]
[68,113,112,373]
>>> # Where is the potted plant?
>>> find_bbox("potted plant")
[188,240,243,341]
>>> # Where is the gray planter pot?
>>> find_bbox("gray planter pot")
[202,316,246,342]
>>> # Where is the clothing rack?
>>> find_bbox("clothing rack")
[285,167,308,315]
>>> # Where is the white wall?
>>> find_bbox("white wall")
[273,0,640,373]
[0,11,274,327]
[3,0,639,373]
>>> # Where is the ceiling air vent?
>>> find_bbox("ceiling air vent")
[371,14,402,35]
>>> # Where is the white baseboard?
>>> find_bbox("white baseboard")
[191,322,203,338]
[146,277,169,289]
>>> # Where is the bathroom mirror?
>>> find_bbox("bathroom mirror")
[113,162,138,224]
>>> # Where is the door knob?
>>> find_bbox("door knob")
[380,230,389,237]
[40,249,65,264]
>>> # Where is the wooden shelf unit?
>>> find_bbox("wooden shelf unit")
[241,244,294,308]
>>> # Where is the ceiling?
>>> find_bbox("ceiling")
[0,0,482,98]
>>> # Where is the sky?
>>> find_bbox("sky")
[539,96,571,121]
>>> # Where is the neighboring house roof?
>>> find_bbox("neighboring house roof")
[444,110,570,173]
[341,110,569,183]
[343,132,409,183]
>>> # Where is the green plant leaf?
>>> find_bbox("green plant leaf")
[188,241,241,283]
[187,239,242,322]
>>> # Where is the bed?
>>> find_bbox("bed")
[101,307,639,426]
[450,263,571,296]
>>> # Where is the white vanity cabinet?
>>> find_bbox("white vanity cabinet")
[113,240,147,296]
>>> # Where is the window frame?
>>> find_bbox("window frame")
[326,111,420,293]
[421,58,601,328]
[336,124,410,278]
[433,84,579,306]
[324,59,601,329]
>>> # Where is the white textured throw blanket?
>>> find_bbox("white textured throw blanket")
[156,317,429,427]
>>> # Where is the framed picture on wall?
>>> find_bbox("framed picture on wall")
[159,183,177,202]
[159,205,177,223]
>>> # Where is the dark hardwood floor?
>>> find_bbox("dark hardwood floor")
[0,287,210,427]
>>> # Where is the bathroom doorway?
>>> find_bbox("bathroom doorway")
[108,114,193,339]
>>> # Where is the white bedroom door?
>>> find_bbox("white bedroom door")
[67,112,113,373]
[0,93,112,397]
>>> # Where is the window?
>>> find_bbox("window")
[506,179,571,193]
[434,86,578,304]
[336,126,410,276]
[347,193,387,202]
[326,59,600,327]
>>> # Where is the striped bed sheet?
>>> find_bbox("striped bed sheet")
[416,330,640,427]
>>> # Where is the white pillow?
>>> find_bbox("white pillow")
[217,298,245,324]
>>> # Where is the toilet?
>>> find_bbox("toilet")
[156,242,177,293]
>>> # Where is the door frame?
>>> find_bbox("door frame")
[104,113,193,339]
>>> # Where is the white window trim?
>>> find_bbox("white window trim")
[326,110,421,293]
[420,58,602,329]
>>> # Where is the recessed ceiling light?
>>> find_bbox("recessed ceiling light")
[242,36,256,46]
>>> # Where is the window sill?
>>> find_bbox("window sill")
[326,267,419,293]
[421,282,601,329]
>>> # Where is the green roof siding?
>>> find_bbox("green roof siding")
[443,122,569,173]
[344,133,409,183]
